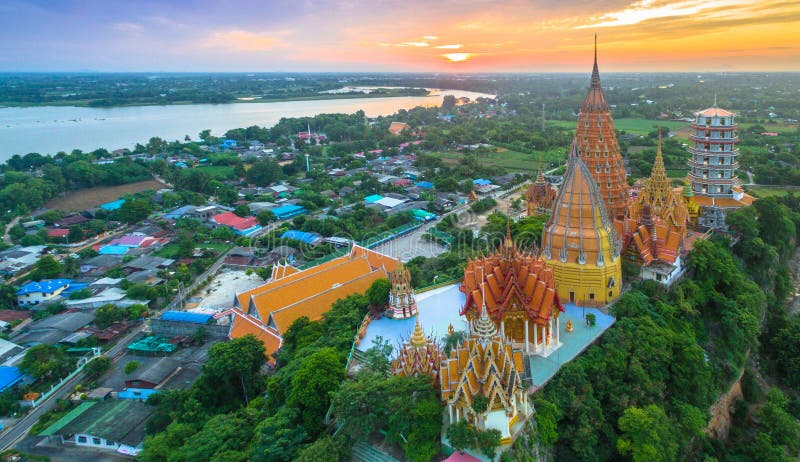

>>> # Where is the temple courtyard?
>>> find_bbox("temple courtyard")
[356,283,615,389]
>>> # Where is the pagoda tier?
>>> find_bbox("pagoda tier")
[526,169,557,216]
[388,262,417,319]
[541,148,622,305]
[460,228,563,355]
[440,305,531,443]
[392,318,443,383]
[620,134,689,237]
[573,39,629,220]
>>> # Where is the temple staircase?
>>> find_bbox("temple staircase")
[351,441,398,462]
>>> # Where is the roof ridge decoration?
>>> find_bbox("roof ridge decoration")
[410,317,427,347]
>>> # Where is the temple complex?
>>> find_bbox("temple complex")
[460,226,563,355]
[440,301,532,444]
[391,318,443,383]
[541,149,622,305]
[615,136,689,284]
[228,245,398,360]
[388,262,417,319]
[572,38,629,219]
[526,169,557,216]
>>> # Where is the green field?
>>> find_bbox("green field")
[548,118,688,136]
[432,146,566,172]
[746,186,800,198]
[197,165,236,181]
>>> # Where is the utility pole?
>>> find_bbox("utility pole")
[541,103,546,131]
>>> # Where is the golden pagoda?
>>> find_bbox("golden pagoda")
[541,148,622,305]
[615,135,690,284]
[526,168,557,216]
[460,225,563,355]
[573,37,629,220]
[392,318,443,383]
[388,261,417,319]
[439,301,532,443]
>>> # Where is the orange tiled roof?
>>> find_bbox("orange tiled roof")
[350,245,400,273]
[249,258,372,320]
[696,107,735,117]
[269,269,387,333]
[460,237,562,327]
[692,194,754,208]
[229,310,282,363]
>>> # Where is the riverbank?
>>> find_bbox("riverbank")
[0,88,436,109]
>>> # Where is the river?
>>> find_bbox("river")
[0,89,492,160]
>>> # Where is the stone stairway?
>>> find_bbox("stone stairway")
[351,441,398,462]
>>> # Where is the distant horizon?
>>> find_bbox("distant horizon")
[2,70,799,75]
[1,1,798,73]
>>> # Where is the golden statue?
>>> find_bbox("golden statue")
[566,319,574,332]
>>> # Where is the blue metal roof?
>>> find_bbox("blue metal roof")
[17,279,72,295]
[0,366,24,392]
[162,205,195,220]
[160,311,213,324]
[473,179,491,186]
[416,181,433,189]
[272,204,307,220]
[281,230,321,245]
[98,245,129,255]
[364,194,384,203]
[100,199,125,211]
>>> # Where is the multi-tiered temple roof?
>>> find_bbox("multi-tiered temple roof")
[460,228,562,329]
[440,304,526,420]
[572,38,629,219]
[392,318,443,382]
[616,135,688,268]
[526,169,557,216]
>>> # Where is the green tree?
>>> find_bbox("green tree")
[257,210,275,226]
[287,347,343,436]
[250,407,307,462]
[200,335,267,407]
[366,278,391,309]
[446,420,476,453]
[245,159,283,187]
[31,255,62,280]
[116,198,152,224]
[67,225,83,243]
[124,360,141,374]
[477,428,502,459]
[0,284,18,309]
[94,304,125,328]
[84,356,112,378]
[19,344,73,380]
[294,435,342,462]
[233,204,251,217]
[616,405,678,462]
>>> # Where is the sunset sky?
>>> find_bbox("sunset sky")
[1,0,798,72]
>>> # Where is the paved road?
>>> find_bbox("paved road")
[0,245,233,451]
[0,325,144,451]
[371,221,448,262]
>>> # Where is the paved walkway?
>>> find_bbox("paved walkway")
[528,304,615,388]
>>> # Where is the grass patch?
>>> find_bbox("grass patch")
[746,186,800,198]
[549,118,688,136]
[431,146,566,173]
[197,165,236,181]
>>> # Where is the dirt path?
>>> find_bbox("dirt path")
[3,216,19,245]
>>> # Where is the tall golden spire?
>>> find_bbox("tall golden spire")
[638,129,672,217]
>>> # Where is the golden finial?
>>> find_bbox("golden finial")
[410,317,427,347]
[566,319,574,332]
